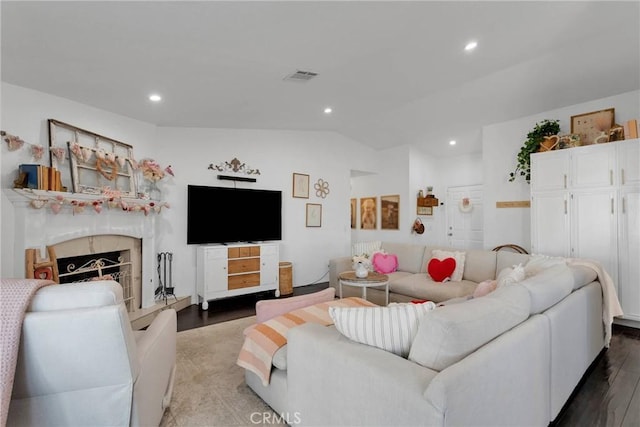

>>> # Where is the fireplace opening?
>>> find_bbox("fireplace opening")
[57,250,134,312]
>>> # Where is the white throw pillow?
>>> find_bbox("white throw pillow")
[431,249,466,282]
[351,241,382,258]
[497,263,526,287]
[524,254,566,277]
[329,302,436,357]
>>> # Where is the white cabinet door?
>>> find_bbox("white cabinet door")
[571,144,616,189]
[531,151,570,192]
[260,244,279,286]
[618,188,640,321]
[618,139,640,188]
[204,248,227,294]
[570,190,618,283]
[531,191,570,257]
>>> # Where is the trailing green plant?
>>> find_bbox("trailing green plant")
[509,119,561,183]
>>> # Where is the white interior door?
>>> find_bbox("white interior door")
[446,185,483,249]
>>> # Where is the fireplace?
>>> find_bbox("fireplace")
[54,236,141,313]
[4,190,157,311]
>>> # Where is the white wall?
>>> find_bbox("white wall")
[1,83,377,301]
[482,90,640,250]
[154,126,375,298]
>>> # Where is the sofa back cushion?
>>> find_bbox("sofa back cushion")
[382,242,426,274]
[520,264,574,314]
[569,265,597,291]
[462,250,497,283]
[408,284,530,371]
[496,251,531,274]
[29,281,123,312]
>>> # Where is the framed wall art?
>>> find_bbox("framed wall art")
[360,197,377,230]
[350,198,357,229]
[306,203,322,227]
[380,195,400,230]
[292,173,310,198]
[570,108,615,145]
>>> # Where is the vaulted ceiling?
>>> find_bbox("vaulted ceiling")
[2,1,639,156]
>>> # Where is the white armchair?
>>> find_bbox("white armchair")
[8,280,177,426]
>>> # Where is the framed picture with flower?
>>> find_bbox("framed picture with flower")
[50,120,137,196]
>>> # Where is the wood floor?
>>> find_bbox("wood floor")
[176,283,640,426]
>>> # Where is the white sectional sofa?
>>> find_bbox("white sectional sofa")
[244,244,614,426]
[329,242,525,304]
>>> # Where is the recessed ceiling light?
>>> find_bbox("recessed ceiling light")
[149,94,162,102]
[324,107,333,114]
[464,41,478,51]
[449,140,457,146]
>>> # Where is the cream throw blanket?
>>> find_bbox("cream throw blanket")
[566,259,624,347]
[1,279,56,427]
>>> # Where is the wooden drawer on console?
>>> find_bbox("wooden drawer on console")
[228,246,261,258]
[228,258,260,274]
[228,273,260,290]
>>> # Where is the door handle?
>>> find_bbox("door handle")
[611,198,614,215]
[447,233,453,236]
[621,169,625,185]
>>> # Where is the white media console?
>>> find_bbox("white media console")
[196,242,279,310]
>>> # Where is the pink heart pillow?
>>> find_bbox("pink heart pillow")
[427,258,456,282]
[372,252,398,274]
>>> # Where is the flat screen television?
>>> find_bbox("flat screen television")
[187,185,282,244]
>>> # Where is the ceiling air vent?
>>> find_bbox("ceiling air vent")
[283,70,318,82]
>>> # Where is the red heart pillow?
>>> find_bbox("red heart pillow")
[427,258,456,282]
[372,252,398,274]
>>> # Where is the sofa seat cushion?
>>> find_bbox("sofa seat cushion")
[390,273,477,303]
[387,271,414,282]
[520,264,574,314]
[408,284,531,371]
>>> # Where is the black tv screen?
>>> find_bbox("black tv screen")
[187,185,282,244]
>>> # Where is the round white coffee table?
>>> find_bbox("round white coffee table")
[339,271,389,305]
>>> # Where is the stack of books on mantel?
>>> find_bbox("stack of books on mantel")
[17,164,64,191]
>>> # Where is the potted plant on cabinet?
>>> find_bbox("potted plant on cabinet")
[509,119,561,183]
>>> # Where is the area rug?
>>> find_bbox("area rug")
[160,316,285,426]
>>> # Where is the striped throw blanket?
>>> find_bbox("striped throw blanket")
[237,297,376,386]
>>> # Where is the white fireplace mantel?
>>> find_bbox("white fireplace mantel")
[3,188,158,309]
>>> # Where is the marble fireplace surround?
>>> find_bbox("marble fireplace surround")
[4,189,157,310]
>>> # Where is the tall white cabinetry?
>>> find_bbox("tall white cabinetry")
[531,139,639,326]
[196,243,279,310]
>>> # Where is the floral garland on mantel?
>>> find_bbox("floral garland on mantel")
[17,189,170,216]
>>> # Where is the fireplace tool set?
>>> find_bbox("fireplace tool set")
[156,252,177,304]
